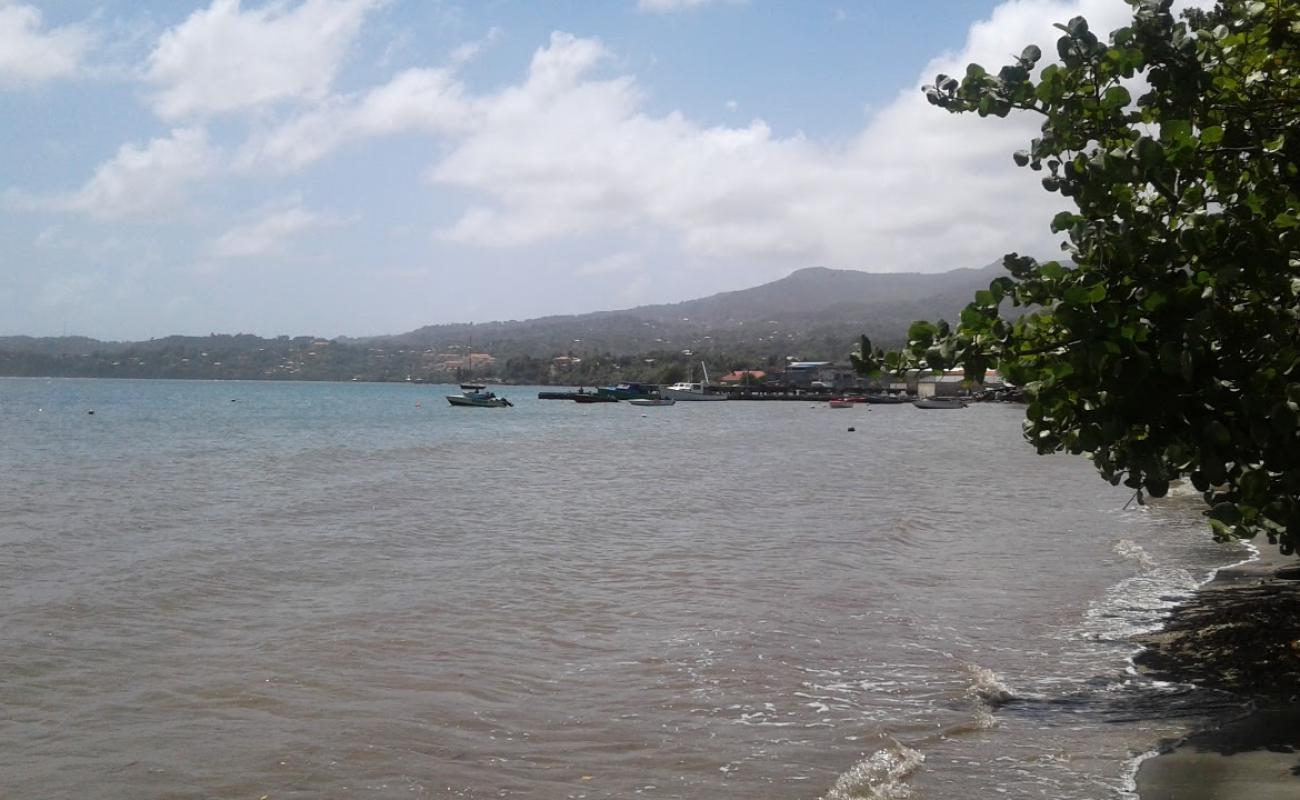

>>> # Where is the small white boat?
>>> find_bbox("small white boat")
[447,384,512,408]
[660,363,727,401]
[912,397,967,409]
[628,397,676,406]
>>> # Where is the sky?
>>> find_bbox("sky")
[1,0,1162,340]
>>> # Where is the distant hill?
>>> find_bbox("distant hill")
[0,261,1011,382]
[370,261,1005,357]
[633,263,1001,322]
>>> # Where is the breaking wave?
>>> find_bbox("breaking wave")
[822,738,925,800]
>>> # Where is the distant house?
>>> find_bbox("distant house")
[718,369,766,384]
[783,361,860,389]
[436,351,497,372]
[783,361,832,387]
[908,367,1006,397]
[549,355,582,379]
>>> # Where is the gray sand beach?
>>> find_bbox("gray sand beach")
[1135,545,1300,799]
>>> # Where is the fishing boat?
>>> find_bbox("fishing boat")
[628,397,675,406]
[660,363,727,401]
[912,397,967,409]
[447,384,513,408]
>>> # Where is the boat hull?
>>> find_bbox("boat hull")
[597,383,657,401]
[659,388,727,401]
[864,394,909,404]
[628,398,675,406]
[912,398,967,409]
[447,395,511,408]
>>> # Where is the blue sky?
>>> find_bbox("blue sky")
[2,0,1152,340]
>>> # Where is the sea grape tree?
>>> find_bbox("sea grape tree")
[855,0,1300,548]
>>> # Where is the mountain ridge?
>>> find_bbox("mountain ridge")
[1,261,1011,381]
[374,261,1004,348]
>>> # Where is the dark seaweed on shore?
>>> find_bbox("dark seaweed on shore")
[1133,576,1300,698]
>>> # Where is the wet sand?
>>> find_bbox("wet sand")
[1134,543,1300,799]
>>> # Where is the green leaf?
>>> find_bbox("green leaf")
[1102,85,1131,110]
[907,320,938,347]
[960,305,986,327]
[1039,261,1067,280]
[1135,138,1164,166]
[1160,119,1193,144]
[1050,211,1076,232]
[1208,502,1242,525]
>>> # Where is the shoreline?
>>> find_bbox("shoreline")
[1133,541,1300,799]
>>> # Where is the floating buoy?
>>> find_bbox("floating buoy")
[848,427,856,432]
[87,410,95,415]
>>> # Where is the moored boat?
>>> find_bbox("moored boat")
[828,398,855,408]
[574,393,619,403]
[660,363,727,401]
[447,384,513,408]
[912,397,967,409]
[628,397,675,406]
[864,393,910,404]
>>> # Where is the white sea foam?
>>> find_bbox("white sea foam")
[1113,539,1157,571]
[822,739,925,800]
[963,662,1015,708]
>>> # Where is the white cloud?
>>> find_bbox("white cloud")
[637,0,744,12]
[448,26,501,65]
[236,65,471,171]
[235,26,504,171]
[418,2,1167,270]
[208,200,333,258]
[0,2,92,88]
[226,1,1216,275]
[145,0,381,120]
[10,127,220,219]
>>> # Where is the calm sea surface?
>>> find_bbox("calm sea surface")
[0,378,1249,798]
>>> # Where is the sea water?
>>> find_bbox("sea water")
[0,378,1247,798]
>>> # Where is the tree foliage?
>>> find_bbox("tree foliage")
[855,0,1300,548]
